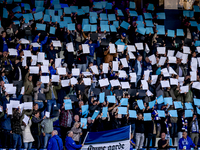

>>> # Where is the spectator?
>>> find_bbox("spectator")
[47,130,63,150]
[65,131,83,150]
[158,132,169,149]
[178,131,197,150]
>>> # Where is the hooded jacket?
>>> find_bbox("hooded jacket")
[47,135,63,150]
[65,136,82,150]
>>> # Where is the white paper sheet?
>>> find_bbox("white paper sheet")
[61,79,70,87]
[157,47,166,54]
[135,43,143,50]
[20,38,30,44]
[72,68,80,76]
[127,45,136,52]
[112,61,118,71]
[57,68,66,75]
[161,80,170,87]
[31,43,41,47]
[41,66,49,73]
[181,54,188,64]
[130,73,136,83]
[30,66,39,74]
[83,78,91,86]
[82,44,90,54]
[55,58,62,68]
[180,85,189,93]
[90,66,99,74]
[120,58,128,68]
[109,44,116,54]
[23,114,30,125]
[99,78,109,87]
[144,70,150,80]
[10,100,20,108]
[110,80,121,87]
[118,70,127,78]
[8,48,18,56]
[147,90,153,96]
[52,40,62,47]
[117,45,125,52]
[45,111,50,118]
[176,51,183,59]
[148,54,156,65]
[51,75,59,82]
[168,56,176,63]
[167,50,175,56]
[20,86,24,95]
[170,78,178,85]
[66,42,74,52]
[37,52,45,62]
[121,82,129,89]
[41,76,49,83]
[43,60,49,66]
[128,51,136,59]
[23,50,32,57]
[151,75,158,85]
[183,46,190,54]
[70,77,78,85]
[7,104,12,115]
[102,63,109,74]
[141,80,148,90]
[158,57,166,66]
[31,55,37,66]
[190,71,197,81]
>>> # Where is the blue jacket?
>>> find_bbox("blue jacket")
[65,136,82,150]
[1,114,12,131]
[85,40,100,56]
[179,136,195,149]
[32,35,48,52]
[47,135,63,150]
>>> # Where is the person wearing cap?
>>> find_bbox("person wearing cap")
[178,131,197,150]
[47,130,63,150]
[121,32,128,45]
[65,131,84,150]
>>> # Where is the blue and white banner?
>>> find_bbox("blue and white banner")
[82,126,131,150]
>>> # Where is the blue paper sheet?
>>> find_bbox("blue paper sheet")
[195,41,200,47]
[67,23,75,30]
[77,9,85,16]
[185,103,193,110]
[157,95,164,104]
[156,25,165,35]
[36,23,46,31]
[190,21,198,27]
[12,6,21,13]
[193,5,200,12]
[81,118,87,129]
[145,20,154,27]
[35,7,45,13]
[120,98,128,106]
[13,20,20,25]
[64,99,72,110]
[34,11,43,20]
[164,97,173,105]
[45,9,55,16]
[146,27,154,34]
[137,15,143,21]
[144,13,152,19]
[167,30,175,37]
[64,17,72,24]
[107,95,116,103]
[169,110,178,117]
[115,39,125,46]
[197,107,200,115]
[91,25,97,32]
[137,27,146,35]
[105,3,112,10]
[108,14,116,21]
[137,100,145,110]
[91,110,99,120]
[117,9,124,16]
[83,24,91,32]
[100,13,107,21]
[157,13,166,19]
[147,3,154,11]
[120,21,130,30]
[35,1,44,7]
[43,14,50,22]
[50,27,56,35]
[70,6,78,13]
[102,107,108,117]
[144,113,151,121]
[129,11,138,17]
[101,25,110,32]
[60,4,68,8]
[54,4,61,11]
[185,110,193,118]
[110,25,117,32]
[82,105,89,116]
[59,21,67,28]
[64,7,71,14]
[14,13,22,18]
[23,13,32,23]
[93,2,102,9]
[51,15,60,23]
[90,12,97,19]
[174,101,183,109]
[100,21,108,25]
[90,17,97,24]
[113,21,119,28]
[129,2,136,9]
[149,100,156,108]
[194,98,200,106]
[118,107,127,115]
[58,9,63,16]
[82,6,89,13]
[157,110,165,117]
[176,29,184,36]
[7,0,13,4]
[82,19,89,26]
[24,3,30,10]
[136,21,144,27]
[129,110,137,118]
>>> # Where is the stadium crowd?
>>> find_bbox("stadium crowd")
[1,0,200,149]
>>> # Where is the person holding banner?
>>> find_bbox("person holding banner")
[65,131,84,150]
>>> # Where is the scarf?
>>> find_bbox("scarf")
[182,117,188,131]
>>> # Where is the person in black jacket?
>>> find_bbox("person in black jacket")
[135,113,145,150]
[76,44,87,72]
[31,110,46,149]
[158,132,169,149]
[147,116,157,149]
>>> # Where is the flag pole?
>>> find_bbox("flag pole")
[81,131,89,150]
